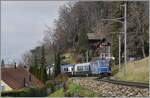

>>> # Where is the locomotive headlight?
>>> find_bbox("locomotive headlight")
[112,57,115,60]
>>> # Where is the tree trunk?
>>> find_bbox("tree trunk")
[140,38,146,58]
[136,12,146,58]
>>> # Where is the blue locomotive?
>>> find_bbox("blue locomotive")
[90,59,111,77]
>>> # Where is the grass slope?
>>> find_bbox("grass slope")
[114,57,149,83]
[48,88,64,97]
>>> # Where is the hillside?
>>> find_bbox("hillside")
[114,57,149,83]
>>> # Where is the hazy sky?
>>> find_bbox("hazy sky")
[1,1,68,64]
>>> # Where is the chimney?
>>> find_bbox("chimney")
[23,77,26,87]
[29,74,31,82]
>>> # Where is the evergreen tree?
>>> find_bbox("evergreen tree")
[54,52,61,77]
[1,59,5,68]
[29,66,33,73]
[77,32,89,53]
[40,45,47,83]
[29,54,38,78]
[33,55,40,79]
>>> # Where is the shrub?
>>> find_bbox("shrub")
[67,83,81,97]
[55,74,68,82]
[46,81,55,93]
[1,86,47,97]
[112,65,119,75]
[48,88,64,97]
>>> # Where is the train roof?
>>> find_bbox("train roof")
[75,62,90,66]
[60,64,74,67]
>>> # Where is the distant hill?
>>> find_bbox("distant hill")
[114,57,149,83]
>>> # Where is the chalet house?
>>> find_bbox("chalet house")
[87,33,104,49]
[1,66,44,92]
[75,32,111,58]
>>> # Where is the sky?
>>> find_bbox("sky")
[1,1,68,64]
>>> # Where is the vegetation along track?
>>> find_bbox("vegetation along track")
[96,77,149,89]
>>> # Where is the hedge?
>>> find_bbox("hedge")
[1,86,47,97]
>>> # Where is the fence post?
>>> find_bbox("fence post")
[63,81,67,97]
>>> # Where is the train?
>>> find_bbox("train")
[61,41,113,77]
[61,58,112,78]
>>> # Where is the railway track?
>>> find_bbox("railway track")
[96,77,149,89]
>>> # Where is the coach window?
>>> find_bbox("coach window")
[84,66,89,71]
[64,68,68,71]
[77,66,83,71]
[95,62,98,67]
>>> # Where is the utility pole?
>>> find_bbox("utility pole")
[119,33,121,72]
[124,2,127,75]
[86,51,88,62]
[101,2,127,75]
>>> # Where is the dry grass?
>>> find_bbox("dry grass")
[114,57,149,83]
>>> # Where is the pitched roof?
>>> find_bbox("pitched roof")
[1,67,44,90]
[87,33,104,40]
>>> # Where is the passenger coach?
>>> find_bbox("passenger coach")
[61,64,74,76]
[74,62,91,76]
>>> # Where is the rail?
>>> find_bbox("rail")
[96,77,149,89]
